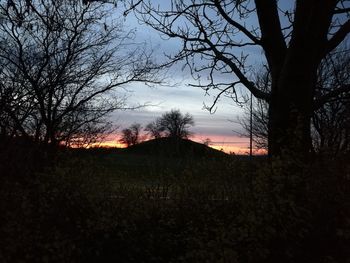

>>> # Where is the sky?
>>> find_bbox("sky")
[92,0,347,155]
[101,1,269,154]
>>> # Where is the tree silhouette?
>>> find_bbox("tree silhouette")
[144,121,164,139]
[130,0,350,159]
[156,109,194,139]
[119,123,143,147]
[0,0,160,147]
[312,48,350,156]
[239,46,350,156]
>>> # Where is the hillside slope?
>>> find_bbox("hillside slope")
[122,137,227,158]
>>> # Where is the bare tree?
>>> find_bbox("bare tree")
[239,68,270,151]
[156,109,194,139]
[312,48,350,156]
[202,137,212,147]
[239,47,350,156]
[127,0,350,159]
[0,0,160,147]
[119,123,143,147]
[144,120,164,139]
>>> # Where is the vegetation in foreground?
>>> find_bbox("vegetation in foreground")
[1,139,349,263]
[1,2,349,262]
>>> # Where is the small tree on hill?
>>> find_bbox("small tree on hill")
[203,138,212,147]
[144,121,164,139]
[127,0,350,160]
[157,109,194,139]
[119,123,142,147]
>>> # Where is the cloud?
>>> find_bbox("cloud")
[107,3,259,153]
[112,83,247,140]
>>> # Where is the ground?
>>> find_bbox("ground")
[0,140,349,262]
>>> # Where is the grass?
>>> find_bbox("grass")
[0,143,349,263]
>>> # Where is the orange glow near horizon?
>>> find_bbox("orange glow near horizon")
[90,134,266,155]
[89,141,125,148]
[193,135,266,155]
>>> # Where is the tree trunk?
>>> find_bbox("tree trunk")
[266,0,335,160]
[268,49,317,160]
[268,76,314,160]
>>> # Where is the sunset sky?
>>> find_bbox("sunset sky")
[103,1,277,154]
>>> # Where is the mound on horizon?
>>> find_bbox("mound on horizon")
[122,137,227,158]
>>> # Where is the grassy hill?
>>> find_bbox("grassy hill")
[66,138,229,184]
[121,137,227,159]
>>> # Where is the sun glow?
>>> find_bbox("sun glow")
[90,133,266,155]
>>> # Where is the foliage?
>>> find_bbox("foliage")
[1,147,349,262]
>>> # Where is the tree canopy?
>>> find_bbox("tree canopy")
[119,123,143,147]
[144,109,194,139]
[157,109,194,139]
[0,0,160,147]
[128,0,350,159]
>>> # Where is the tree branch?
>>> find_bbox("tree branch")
[325,19,350,54]
[334,7,350,14]
[254,0,287,72]
[203,37,270,101]
[213,0,261,45]
[314,84,350,110]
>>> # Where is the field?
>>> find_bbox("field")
[1,139,349,263]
